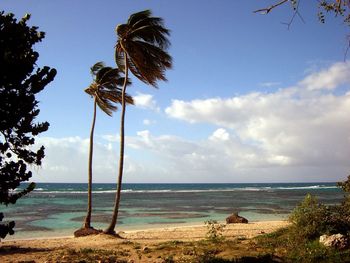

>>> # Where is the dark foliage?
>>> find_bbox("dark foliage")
[85,62,133,116]
[0,212,14,239]
[0,11,56,238]
[115,9,172,87]
[318,0,350,25]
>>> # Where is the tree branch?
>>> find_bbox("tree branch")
[281,0,305,29]
[344,35,350,61]
[254,0,305,30]
[254,0,289,14]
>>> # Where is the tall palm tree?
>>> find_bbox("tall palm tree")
[104,10,172,234]
[76,62,133,235]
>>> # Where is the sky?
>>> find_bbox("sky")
[2,0,350,183]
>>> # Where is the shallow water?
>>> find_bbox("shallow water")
[1,182,343,239]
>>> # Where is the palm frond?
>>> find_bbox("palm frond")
[116,9,172,87]
[95,66,114,82]
[90,62,105,77]
[100,89,134,105]
[127,10,152,27]
[84,84,97,96]
[85,63,134,116]
[124,93,134,105]
[122,40,172,86]
[99,68,120,83]
[128,24,170,49]
[95,91,117,116]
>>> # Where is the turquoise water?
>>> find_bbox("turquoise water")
[0,183,343,239]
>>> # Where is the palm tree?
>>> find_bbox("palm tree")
[75,62,133,236]
[104,10,172,234]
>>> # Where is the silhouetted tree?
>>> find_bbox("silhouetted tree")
[74,62,133,237]
[256,0,350,24]
[105,10,172,235]
[255,1,350,31]
[0,11,56,239]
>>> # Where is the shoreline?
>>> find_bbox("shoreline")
[1,219,288,242]
[3,219,289,242]
[3,210,289,241]
[0,220,290,262]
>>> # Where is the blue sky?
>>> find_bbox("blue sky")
[3,0,350,183]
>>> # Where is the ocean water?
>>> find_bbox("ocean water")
[0,182,344,239]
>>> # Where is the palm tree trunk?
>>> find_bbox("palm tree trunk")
[84,99,97,229]
[104,54,129,234]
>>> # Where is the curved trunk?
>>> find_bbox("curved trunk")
[104,54,129,234]
[84,99,97,229]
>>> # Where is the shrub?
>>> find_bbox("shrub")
[289,194,329,239]
[205,220,226,242]
[289,193,350,239]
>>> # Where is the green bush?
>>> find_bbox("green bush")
[289,193,350,240]
[255,176,350,261]
[289,194,329,239]
[256,225,350,262]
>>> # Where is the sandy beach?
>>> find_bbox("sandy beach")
[0,220,289,262]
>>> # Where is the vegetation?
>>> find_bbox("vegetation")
[79,62,133,232]
[0,12,56,239]
[105,9,172,234]
[289,194,350,239]
[205,219,226,242]
[57,247,130,263]
[255,227,350,263]
[255,0,350,25]
[22,238,278,263]
[255,1,350,55]
[253,175,350,262]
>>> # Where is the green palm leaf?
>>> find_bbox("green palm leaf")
[115,9,172,87]
[85,62,133,116]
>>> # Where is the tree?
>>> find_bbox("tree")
[337,174,350,209]
[74,62,133,237]
[255,0,350,29]
[104,10,172,234]
[0,12,56,239]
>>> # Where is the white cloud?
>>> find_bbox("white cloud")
[143,119,156,126]
[209,128,230,141]
[299,61,350,91]
[101,134,118,142]
[32,134,167,183]
[32,136,118,183]
[124,127,348,182]
[133,92,160,112]
[31,62,350,183]
[259,81,281,88]
[164,62,350,180]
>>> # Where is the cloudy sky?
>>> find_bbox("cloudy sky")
[3,0,350,183]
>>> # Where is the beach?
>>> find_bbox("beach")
[0,220,289,262]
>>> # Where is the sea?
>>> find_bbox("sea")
[0,182,344,240]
